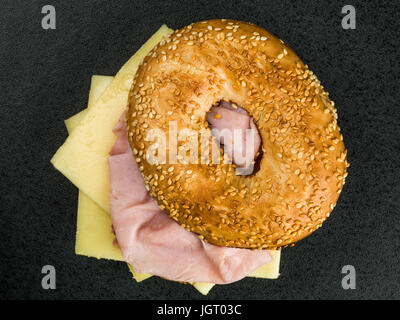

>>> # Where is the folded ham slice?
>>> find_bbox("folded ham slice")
[108,115,272,284]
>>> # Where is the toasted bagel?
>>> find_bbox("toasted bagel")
[126,19,349,249]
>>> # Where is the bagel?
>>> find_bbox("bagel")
[126,19,349,249]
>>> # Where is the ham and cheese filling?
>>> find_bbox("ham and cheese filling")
[108,114,271,284]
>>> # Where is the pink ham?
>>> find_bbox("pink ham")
[206,101,261,174]
[108,115,272,284]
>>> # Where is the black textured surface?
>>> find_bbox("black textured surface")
[0,0,399,300]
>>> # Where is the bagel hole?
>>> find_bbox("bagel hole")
[206,100,262,176]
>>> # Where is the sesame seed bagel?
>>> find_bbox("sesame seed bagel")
[126,19,349,249]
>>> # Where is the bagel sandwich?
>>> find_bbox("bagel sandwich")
[51,20,348,293]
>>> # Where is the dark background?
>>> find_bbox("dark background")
[0,0,399,300]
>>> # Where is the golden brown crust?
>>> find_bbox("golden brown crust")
[126,19,349,249]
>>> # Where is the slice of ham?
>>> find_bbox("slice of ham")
[206,101,261,175]
[108,115,272,284]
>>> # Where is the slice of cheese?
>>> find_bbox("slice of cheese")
[192,282,216,296]
[249,250,281,279]
[53,25,174,282]
[66,76,153,271]
[75,189,125,261]
[51,25,174,212]
[127,264,153,283]
[65,75,125,260]
[65,75,113,133]
[65,110,87,134]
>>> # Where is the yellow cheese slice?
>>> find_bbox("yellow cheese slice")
[127,264,153,283]
[192,282,216,296]
[54,25,174,281]
[65,76,149,267]
[51,25,174,212]
[65,75,113,133]
[249,250,281,279]
[65,76,153,272]
[65,75,125,260]
[75,189,125,260]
